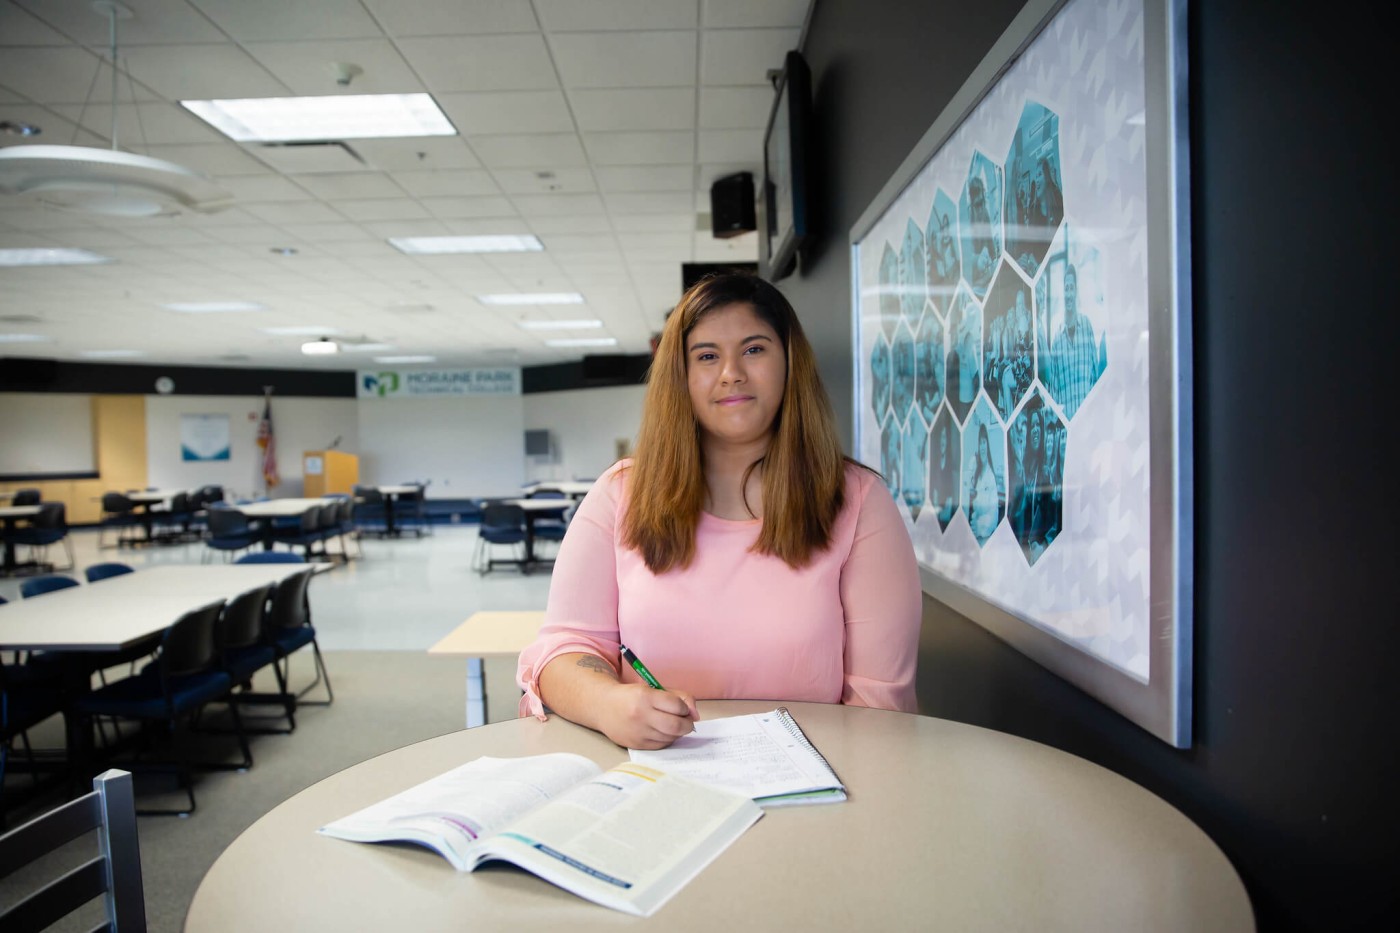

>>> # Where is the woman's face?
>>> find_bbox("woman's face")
[1030,414,1042,451]
[978,429,992,463]
[686,302,786,453]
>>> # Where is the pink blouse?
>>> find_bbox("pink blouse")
[516,460,922,719]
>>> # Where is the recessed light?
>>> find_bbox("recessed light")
[374,355,436,364]
[389,235,544,255]
[163,301,265,313]
[478,293,584,306]
[261,326,340,336]
[80,349,144,359]
[270,246,299,256]
[517,319,604,330]
[0,333,52,343]
[0,248,112,267]
[301,338,339,355]
[180,94,456,142]
[0,120,41,137]
[546,337,618,348]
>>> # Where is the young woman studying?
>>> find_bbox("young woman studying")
[515,274,922,749]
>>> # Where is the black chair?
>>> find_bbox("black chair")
[98,491,140,549]
[156,491,196,541]
[352,486,388,538]
[233,551,305,565]
[216,583,295,733]
[265,568,333,706]
[73,600,250,816]
[393,482,429,537]
[10,502,75,572]
[86,561,136,583]
[526,489,570,553]
[331,496,360,560]
[474,502,528,574]
[204,507,259,562]
[315,502,343,560]
[273,506,329,562]
[0,657,66,823]
[0,769,146,930]
[10,488,40,507]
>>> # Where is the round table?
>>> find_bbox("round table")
[186,701,1253,931]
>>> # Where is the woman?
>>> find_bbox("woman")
[516,274,922,750]
[967,422,1003,541]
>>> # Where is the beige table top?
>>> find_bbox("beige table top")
[0,504,42,519]
[428,611,545,658]
[0,564,308,651]
[235,498,332,517]
[185,701,1253,933]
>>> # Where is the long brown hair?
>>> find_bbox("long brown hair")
[622,273,849,572]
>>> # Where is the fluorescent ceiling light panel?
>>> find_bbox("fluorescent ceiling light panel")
[517,319,604,330]
[389,235,543,254]
[374,355,435,364]
[0,333,52,343]
[163,301,265,313]
[80,349,144,358]
[478,293,584,306]
[260,326,341,336]
[0,248,112,266]
[546,337,618,348]
[301,338,339,355]
[181,94,456,142]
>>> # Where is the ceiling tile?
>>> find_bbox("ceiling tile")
[15,0,227,44]
[193,1,383,41]
[397,35,556,92]
[569,88,695,132]
[122,44,292,100]
[491,168,596,194]
[701,0,811,29]
[0,4,71,45]
[699,86,774,128]
[419,196,519,219]
[606,191,695,214]
[202,224,296,245]
[698,128,761,163]
[217,175,316,202]
[549,32,696,89]
[279,222,378,243]
[435,90,573,136]
[526,215,615,234]
[362,0,539,37]
[143,143,271,176]
[0,49,104,103]
[241,202,347,224]
[391,169,501,198]
[610,213,698,233]
[470,134,587,168]
[293,172,407,200]
[699,28,799,86]
[47,102,220,145]
[511,193,606,217]
[242,40,423,95]
[333,199,432,222]
[353,138,480,171]
[583,131,694,165]
[595,165,693,192]
[535,0,696,32]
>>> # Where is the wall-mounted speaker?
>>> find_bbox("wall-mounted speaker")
[710,172,755,239]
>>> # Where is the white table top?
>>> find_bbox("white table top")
[428,611,545,658]
[0,564,309,651]
[524,481,593,496]
[236,498,334,518]
[375,485,423,495]
[505,498,571,512]
[126,489,184,504]
[185,701,1253,932]
[0,504,43,519]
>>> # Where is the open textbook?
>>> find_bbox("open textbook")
[629,708,847,807]
[317,753,761,917]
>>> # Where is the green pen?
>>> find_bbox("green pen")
[620,645,664,690]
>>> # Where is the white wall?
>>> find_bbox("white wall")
[145,395,359,499]
[356,395,526,498]
[0,393,94,474]
[523,384,646,482]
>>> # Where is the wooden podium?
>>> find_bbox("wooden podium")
[303,450,358,497]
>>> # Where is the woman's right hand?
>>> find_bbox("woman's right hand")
[598,683,699,750]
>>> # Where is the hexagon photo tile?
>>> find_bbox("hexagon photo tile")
[869,334,893,426]
[1004,101,1064,279]
[960,396,1006,548]
[878,242,901,339]
[900,413,928,521]
[959,151,1003,299]
[945,283,982,425]
[899,218,927,327]
[880,421,902,500]
[925,189,961,313]
[1006,389,1065,566]
[981,260,1035,423]
[927,403,962,532]
[1034,224,1108,421]
[914,306,945,427]
[890,324,916,429]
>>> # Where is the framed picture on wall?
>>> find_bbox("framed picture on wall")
[849,0,1192,746]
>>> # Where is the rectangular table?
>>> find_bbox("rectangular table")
[522,481,593,500]
[236,498,333,551]
[374,485,424,538]
[125,489,187,544]
[428,611,544,728]
[0,503,42,575]
[503,499,570,572]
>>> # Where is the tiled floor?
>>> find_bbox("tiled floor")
[0,524,555,653]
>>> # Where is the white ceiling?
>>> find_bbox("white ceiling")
[0,0,809,371]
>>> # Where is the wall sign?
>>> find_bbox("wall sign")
[358,368,521,398]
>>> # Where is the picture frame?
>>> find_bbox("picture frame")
[849,0,1192,746]
[760,50,813,282]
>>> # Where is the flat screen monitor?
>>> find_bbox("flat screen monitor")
[760,50,813,281]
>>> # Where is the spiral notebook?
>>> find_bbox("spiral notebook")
[628,708,846,807]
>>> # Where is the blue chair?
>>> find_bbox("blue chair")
[1,653,66,820]
[352,486,389,538]
[10,503,74,572]
[74,600,248,816]
[393,483,429,537]
[205,508,259,562]
[526,490,570,550]
[234,552,305,564]
[474,502,528,574]
[98,491,140,548]
[216,583,295,733]
[10,489,40,507]
[265,568,332,705]
[271,506,329,561]
[85,561,135,583]
[20,573,79,599]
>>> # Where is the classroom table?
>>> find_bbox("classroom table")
[184,701,1254,932]
[125,489,186,544]
[0,503,42,575]
[428,611,545,728]
[504,498,570,572]
[372,485,425,538]
[522,480,593,500]
[236,498,333,550]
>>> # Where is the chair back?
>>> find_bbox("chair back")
[354,485,384,506]
[86,562,135,583]
[316,502,340,530]
[267,568,314,632]
[101,491,136,514]
[336,497,355,526]
[32,501,67,530]
[481,503,527,536]
[20,573,80,599]
[207,508,250,536]
[170,491,191,513]
[0,769,146,932]
[234,551,304,565]
[11,488,40,506]
[160,601,225,678]
[219,584,274,652]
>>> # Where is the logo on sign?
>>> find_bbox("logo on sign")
[362,372,400,397]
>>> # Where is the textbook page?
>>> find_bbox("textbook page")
[317,753,601,869]
[471,763,762,917]
[628,709,846,805]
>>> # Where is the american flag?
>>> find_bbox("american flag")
[257,392,279,489]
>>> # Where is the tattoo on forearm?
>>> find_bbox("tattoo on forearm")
[576,655,614,676]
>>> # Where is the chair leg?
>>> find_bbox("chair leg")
[289,640,334,706]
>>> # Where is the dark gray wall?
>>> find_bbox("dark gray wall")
[785,1,1393,930]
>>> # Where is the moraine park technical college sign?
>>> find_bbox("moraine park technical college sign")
[358,368,521,398]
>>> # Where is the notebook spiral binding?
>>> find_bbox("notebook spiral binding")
[774,707,841,782]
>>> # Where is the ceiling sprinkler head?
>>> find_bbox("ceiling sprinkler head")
[332,62,364,87]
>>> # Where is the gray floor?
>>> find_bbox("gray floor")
[1,525,554,932]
